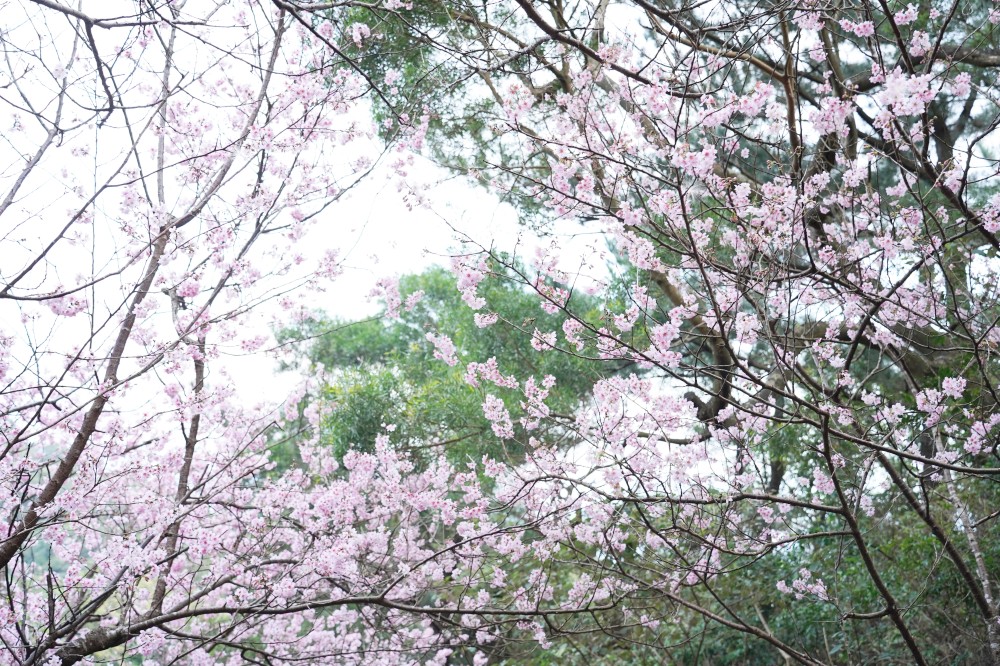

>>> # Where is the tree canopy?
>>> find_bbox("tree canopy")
[276,265,620,465]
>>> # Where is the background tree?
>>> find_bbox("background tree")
[277,265,627,466]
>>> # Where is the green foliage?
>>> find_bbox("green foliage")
[278,265,617,464]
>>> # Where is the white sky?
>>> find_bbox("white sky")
[221,157,518,401]
[222,152,609,405]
